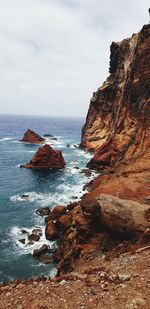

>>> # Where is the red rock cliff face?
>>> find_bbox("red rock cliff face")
[81,24,150,171]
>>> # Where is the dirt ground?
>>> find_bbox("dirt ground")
[0,245,150,309]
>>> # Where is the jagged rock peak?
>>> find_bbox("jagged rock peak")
[20,129,45,144]
[20,144,66,169]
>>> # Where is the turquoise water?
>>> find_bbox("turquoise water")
[0,115,93,283]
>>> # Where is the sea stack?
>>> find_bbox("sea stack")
[20,144,66,169]
[20,129,45,144]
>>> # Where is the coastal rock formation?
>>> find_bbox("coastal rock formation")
[81,24,150,172]
[20,129,45,144]
[49,24,150,275]
[20,144,66,169]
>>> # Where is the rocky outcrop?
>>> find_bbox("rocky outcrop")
[20,129,45,144]
[81,24,150,171]
[20,144,66,169]
[49,193,150,274]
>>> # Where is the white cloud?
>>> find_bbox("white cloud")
[0,0,149,117]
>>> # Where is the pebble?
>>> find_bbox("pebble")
[118,274,131,282]
[59,279,67,286]
[17,305,23,309]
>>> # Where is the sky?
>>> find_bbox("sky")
[0,0,149,118]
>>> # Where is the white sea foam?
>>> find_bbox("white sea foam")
[10,192,46,203]
[10,226,56,255]
[0,137,12,141]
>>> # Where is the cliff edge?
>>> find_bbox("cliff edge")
[81,24,150,171]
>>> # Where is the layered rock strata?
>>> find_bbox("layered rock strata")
[81,24,150,171]
[20,129,45,144]
[20,144,66,169]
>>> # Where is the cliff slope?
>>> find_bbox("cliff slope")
[81,24,150,172]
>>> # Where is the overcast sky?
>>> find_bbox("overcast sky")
[0,0,149,117]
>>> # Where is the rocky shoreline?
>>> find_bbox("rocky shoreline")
[0,23,150,309]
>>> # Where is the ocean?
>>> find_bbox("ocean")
[0,114,93,284]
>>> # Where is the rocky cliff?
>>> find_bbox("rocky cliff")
[81,24,150,171]
[50,24,150,276]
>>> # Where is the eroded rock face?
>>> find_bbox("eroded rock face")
[20,144,66,169]
[20,129,45,144]
[81,24,150,171]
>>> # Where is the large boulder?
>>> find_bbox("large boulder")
[20,129,45,144]
[20,144,66,169]
[45,220,58,240]
[51,205,66,219]
[56,214,72,231]
[33,244,48,257]
[96,194,150,235]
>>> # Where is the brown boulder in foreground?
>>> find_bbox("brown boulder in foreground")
[20,129,45,144]
[94,194,150,235]
[20,144,66,169]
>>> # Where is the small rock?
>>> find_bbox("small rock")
[59,279,67,286]
[32,228,42,236]
[36,207,50,216]
[20,194,29,200]
[18,238,25,245]
[81,169,92,177]
[28,234,40,242]
[33,244,48,257]
[21,229,28,234]
[145,196,150,204]
[39,254,53,264]
[118,274,131,282]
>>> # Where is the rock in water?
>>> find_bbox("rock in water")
[36,207,50,216]
[20,144,66,169]
[20,129,45,144]
[33,245,48,257]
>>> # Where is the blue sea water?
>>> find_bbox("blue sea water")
[0,114,93,284]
